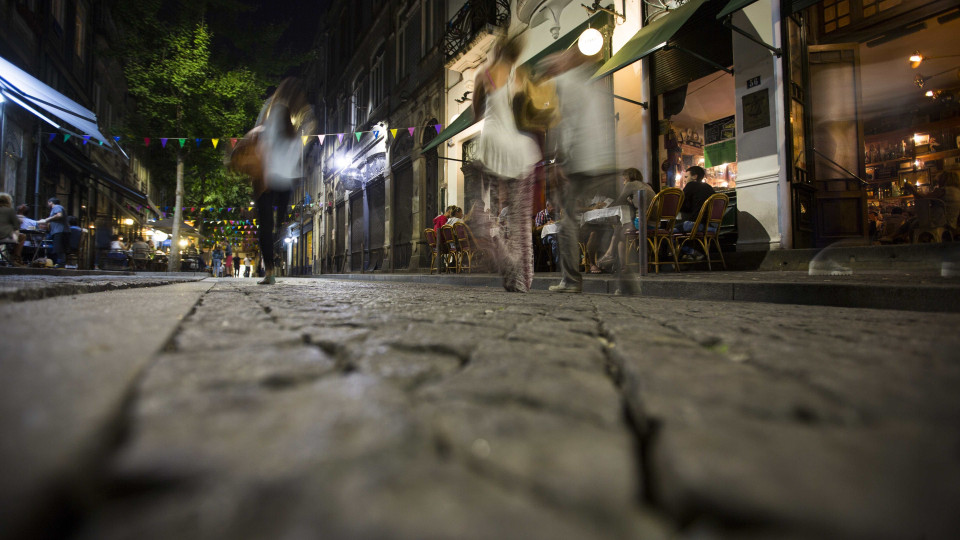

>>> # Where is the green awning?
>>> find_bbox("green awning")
[422,108,476,152]
[717,0,759,19]
[593,0,709,80]
[790,0,822,14]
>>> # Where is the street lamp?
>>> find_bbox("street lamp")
[578,28,604,56]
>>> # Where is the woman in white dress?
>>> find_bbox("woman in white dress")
[473,35,541,292]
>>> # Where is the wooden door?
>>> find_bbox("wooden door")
[808,43,867,246]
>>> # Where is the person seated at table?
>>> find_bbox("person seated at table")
[0,193,21,265]
[446,207,464,226]
[434,205,454,232]
[879,207,908,243]
[15,204,38,264]
[674,166,715,262]
[902,171,960,236]
[17,204,37,230]
[535,199,561,268]
[597,168,656,271]
[109,234,126,251]
[130,236,152,269]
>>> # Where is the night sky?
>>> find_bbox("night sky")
[254,0,332,56]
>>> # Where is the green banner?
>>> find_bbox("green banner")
[704,139,737,168]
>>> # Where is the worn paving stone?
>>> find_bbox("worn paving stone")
[6,277,959,539]
[600,296,960,539]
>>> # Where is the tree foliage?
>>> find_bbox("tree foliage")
[109,0,299,210]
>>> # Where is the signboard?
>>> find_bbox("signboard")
[742,88,770,133]
[704,115,736,145]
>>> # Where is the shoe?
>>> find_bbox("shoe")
[680,252,705,262]
[548,281,582,293]
[258,275,276,285]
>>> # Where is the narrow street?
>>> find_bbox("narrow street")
[2,277,958,539]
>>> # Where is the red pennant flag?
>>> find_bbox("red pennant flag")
[230,138,238,148]
[145,138,151,146]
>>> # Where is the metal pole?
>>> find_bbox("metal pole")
[637,189,648,277]
[0,97,6,194]
[34,124,42,219]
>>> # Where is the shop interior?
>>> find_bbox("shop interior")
[858,10,960,232]
[657,70,738,192]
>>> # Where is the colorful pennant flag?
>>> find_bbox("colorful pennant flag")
[337,133,344,144]
[355,132,362,142]
[145,138,151,146]
[407,127,415,137]
[195,138,202,147]
[82,135,91,144]
[48,134,56,142]
[230,138,238,148]
[390,129,398,139]
[64,134,71,142]
[317,135,324,145]
[302,135,310,146]
[434,124,442,134]
[161,138,168,148]
[178,138,186,148]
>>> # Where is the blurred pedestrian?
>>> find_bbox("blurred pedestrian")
[252,78,314,285]
[233,251,241,277]
[538,47,619,293]
[473,33,540,292]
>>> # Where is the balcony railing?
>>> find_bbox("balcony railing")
[442,0,510,60]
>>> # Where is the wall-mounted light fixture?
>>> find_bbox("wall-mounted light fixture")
[909,50,960,69]
[578,28,604,56]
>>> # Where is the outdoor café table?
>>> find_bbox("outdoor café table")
[580,205,632,226]
[19,229,48,264]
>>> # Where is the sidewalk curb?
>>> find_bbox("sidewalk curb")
[0,276,208,303]
[311,272,960,313]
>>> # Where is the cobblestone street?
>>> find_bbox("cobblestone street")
[2,277,959,539]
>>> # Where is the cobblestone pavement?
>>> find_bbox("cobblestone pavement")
[2,278,958,539]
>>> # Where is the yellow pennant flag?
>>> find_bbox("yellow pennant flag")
[302,135,310,146]
[211,138,220,148]
[390,129,398,139]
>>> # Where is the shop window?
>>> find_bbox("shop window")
[74,2,87,60]
[822,0,852,33]
[370,55,384,111]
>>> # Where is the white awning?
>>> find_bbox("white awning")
[0,55,113,147]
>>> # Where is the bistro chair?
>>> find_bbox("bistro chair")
[0,237,19,266]
[675,193,729,271]
[424,228,440,274]
[452,221,480,273]
[911,198,947,243]
[639,187,684,273]
[438,224,461,273]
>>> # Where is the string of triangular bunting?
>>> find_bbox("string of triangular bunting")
[45,125,444,148]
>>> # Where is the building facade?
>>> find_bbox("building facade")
[1,0,162,268]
